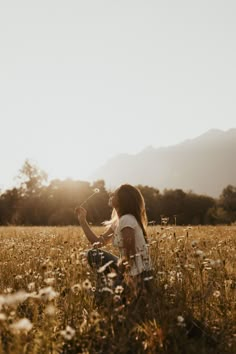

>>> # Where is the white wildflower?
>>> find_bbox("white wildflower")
[113,295,121,302]
[45,304,56,316]
[10,318,33,333]
[44,278,55,285]
[213,290,221,298]
[71,284,82,295]
[38,287,59,301]
[177,315,186,327]
[101,287,113,294]
[191,240,198,247]
[90,310,100,323]
[60,325,76,340]
[107,272,117,279]
[28,282,35,291]
[115,285,124,294]
[5,288,13,294]
[82,279,92,290]
[209,260,216,267]
[224,279,233,288]
[177,315,184,323]
[150,240,158,244]
[4,291,29,306]
[195,249,204,258]
[0,313,7,321]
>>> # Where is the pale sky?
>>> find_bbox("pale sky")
[0,0,236,191]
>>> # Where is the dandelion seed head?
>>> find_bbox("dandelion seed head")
[79,188,100,207]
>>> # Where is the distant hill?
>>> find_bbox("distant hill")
[91,129,236,197]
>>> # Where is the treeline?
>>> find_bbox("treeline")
[0,160,236,226]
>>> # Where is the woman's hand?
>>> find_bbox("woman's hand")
[75,206,87,224]
[75,206,99,244]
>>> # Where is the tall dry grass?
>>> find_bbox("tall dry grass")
[0,225,235,353]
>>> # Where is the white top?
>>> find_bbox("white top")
[112,214,151,276]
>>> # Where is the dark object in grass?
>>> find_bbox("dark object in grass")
[185,317,218,347]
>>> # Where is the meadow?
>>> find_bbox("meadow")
[0,225,235,354]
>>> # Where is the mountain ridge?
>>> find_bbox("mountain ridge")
[91,129,236,197]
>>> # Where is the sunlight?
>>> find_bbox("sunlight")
[39,148,99,183]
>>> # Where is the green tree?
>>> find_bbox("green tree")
[218,185,236,223]
[220,185,236,212]
[0,188,21,224]
[16,160,48,225]
[18,159,48,197]
[137,185,160,223]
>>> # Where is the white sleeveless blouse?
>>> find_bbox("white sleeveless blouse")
[112,214,151,276]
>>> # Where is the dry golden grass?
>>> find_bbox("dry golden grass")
[0,225,235,353]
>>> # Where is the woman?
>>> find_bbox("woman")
[76,184,152,291]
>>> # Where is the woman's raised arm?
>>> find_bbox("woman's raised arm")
[76,207,113,246]
[121,227,136,262]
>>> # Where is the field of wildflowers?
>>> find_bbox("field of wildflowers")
[0,225,235,353]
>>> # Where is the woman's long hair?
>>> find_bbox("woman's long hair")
[115,184,148,241]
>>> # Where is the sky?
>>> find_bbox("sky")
[0,0,236,191]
